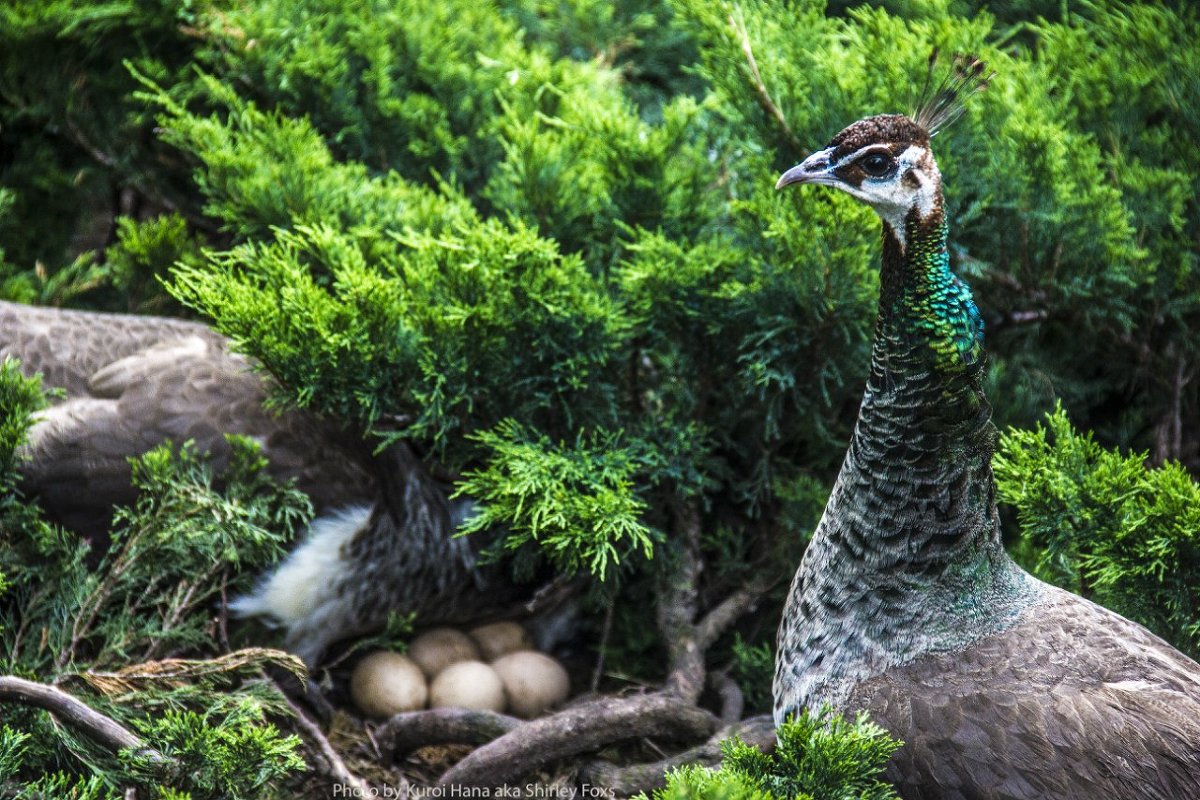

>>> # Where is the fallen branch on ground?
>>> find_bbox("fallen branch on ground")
[438,692,719,788]
[0,675,168,765]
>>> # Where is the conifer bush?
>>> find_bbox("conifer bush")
[646,708,901,800]
[1,0,1199,795]
[0,361,309,797]
[996,405,1200,657]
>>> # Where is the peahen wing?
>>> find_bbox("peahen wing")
[1,301,376,537]
[849,587,1200,800]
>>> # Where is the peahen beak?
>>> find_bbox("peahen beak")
[775,147,837,190]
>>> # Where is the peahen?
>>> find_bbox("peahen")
[0,299,503,666]
[772,60,1200,799]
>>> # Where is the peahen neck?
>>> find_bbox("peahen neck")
[774,200,1041,716]
[846,205,1000,575]
[877,212,982,374]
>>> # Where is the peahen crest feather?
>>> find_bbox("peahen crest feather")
[912,49,993,136]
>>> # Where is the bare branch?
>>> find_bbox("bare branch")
[281,691,375,796]
[710,673,745,725]
[0,675,168,765]
[1006,310,1049,325]
[523,574,587,616]
[378,708,521,757]
[581,715,777,796]
[437,693,718,788]
[591,597,615,693]
[659,500,705,701]
[696,579,772,651]
[729,12,802,153]
[217,571,232,652]
[1154,353,1190,466]
[64,115,118,168]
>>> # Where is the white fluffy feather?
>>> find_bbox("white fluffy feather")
[228,504,371,628]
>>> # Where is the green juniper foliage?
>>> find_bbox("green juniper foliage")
[995,405,1200,657]
[0,0,207,275]
[646,708,901,800]
[730,634,775,715]
[0,364,308,797]
[102,213,205,315]
[0,358,44,505]
[3,435,310,673]
[457,421,658,579]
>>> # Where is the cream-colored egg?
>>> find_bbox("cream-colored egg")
[490,651,570,718]
[408,628,480,678]
[350,651,428,717]
[429,660,506,712]
[468,621,532,662]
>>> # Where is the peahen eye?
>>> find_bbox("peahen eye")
[859,153,893,177]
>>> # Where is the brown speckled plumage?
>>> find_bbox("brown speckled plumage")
[828,115,929,161]
[853,587,1200,799]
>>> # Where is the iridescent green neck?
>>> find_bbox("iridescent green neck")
[877,212,983,374]
[841,206,1000,576]
[773,184,1040,724]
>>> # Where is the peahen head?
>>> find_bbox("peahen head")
[775,114,940,242]
[776,54,991,248]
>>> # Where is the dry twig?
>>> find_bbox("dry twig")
[79,648,304,696]
[281,690,376,796]
[710,672,745,726]
[729,11,803,152]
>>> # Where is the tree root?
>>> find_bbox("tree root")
[579,715,776,796]
[380,708,522,757]
[0,675,168,765]
[438,692,719,788]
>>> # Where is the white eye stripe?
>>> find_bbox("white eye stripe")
[837,143,928,170]
[836,144,896,168]
[832,143,937,252]
[896,144,928,167]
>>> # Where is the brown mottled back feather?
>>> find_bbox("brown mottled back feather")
[0,300,375,536]
[0,300,524,665]
[851,588,1200,799]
